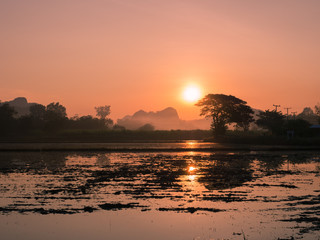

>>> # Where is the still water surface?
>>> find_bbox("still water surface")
[0,147,319,239]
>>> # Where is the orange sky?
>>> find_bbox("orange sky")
[1,0,319,121]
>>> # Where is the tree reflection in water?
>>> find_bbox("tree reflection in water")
[1,151,319,237]
[1,151,317,196]
[0,151,319,208]
[196,154,254,190]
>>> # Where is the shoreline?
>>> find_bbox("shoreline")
[1,142,320,152]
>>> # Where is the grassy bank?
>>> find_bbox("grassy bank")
[0,129,212,143]
[1,129,320,147]
[204,130,320,146]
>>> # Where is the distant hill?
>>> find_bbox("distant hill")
[117,107,211,130]
[1,97,36,117]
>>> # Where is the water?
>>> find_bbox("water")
[0,147,319,239]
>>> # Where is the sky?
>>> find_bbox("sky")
[1,0,320,121]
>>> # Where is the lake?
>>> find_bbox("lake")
[0,144,319,239]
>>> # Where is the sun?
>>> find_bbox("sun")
[182,85,202,103]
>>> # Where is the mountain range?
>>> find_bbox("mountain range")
[117,107,211,130]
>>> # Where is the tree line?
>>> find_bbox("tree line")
[196,94,320,137]
[0,102,115,136]
[0,95,320,138]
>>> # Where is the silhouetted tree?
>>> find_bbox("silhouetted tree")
[0,103,17,135]
[46,102,67,119]
[67,115,105,130]
[30,104,46,121]
[44,102,67,132]
[27,104,47,131]
[285,119,311,137]
[256,110,285,135]
[196,94,254,135]
[95,105,113,128]
[95,105,110,120]
[231,104,255,131]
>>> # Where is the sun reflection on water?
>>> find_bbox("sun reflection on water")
[187,165,198,182]
[188,166,196,173]
[187,174,196,182]
[185,141,198,148]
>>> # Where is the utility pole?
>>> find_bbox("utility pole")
[284,107,291,120]
[292,111,297,120]
[273,104,281,112]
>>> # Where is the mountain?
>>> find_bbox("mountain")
[117,107,211,130]
[2,97,37,117]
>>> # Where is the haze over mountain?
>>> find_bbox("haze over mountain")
[117,107,211,130]
[2,97,211,130]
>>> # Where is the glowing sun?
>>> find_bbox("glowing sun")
[182,85,202,103]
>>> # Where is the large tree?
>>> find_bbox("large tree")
[46,102,67,120]
[196,94,254,135]
[230,104,255,131]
